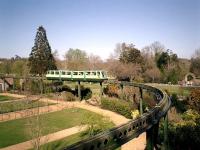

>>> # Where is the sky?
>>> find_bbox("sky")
[0,0,199,60]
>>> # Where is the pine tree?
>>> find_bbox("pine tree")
[28,26,57,75]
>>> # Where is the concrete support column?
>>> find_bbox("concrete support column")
[163,113,169,150]
[139,87,143,115]
[146,126,154,150]
[100,82,103,99]
[146,122,159,150]
[120,84,124,99]
[78,81,81,100]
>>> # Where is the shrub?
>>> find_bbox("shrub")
[81,114,113,137]
[62,92,76,101]
[101,97,132,118]
[75,85,92,100]
[171,93,187,113]
[103,84,119,98]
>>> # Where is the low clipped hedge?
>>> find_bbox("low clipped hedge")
[101,97,132,119]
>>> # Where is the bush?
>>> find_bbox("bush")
[158,110,200,150]
[171,93,187,113]
[103,84,119,98]
[62,92,76,101]
[101,97,132,118]
[75,85,92,100]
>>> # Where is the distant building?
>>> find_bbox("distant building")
[0,78,13,92]
[179,73,200,86]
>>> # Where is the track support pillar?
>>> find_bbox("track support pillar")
[78,81,81,100]
[120,84,124,99]
[100,82,103,99]
[139,87,143,115]
[146,126,154,150]
[163,113,169,150]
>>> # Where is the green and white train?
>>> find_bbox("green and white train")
[46,70,108,82]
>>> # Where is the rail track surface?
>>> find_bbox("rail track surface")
[64,82,171,150]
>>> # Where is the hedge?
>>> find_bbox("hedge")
[101,97,132,119]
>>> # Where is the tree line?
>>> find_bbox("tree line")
[0,26,199,84]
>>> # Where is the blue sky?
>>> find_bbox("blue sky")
[0,0,199,59]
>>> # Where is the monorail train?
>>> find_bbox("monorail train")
[46,70,108,82]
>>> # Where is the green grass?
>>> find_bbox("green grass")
[150,84,191,96]
[0,108,114,148]
[0,100,54,114]
[0,95,17,101]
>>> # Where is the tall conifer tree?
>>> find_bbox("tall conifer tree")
[28,26,57,75]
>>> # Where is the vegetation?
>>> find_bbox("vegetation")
[101,97,132,119]
[28,26,57,75]
[0,100,54,114]
[190,49,200,76]
[0,95,16,101]
[0,108,114,148]
[159,109,200,150]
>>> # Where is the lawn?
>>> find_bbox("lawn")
[149,84,191,96]
[0,95,17,102]
[0,100,54,114]
[0,108,114,148]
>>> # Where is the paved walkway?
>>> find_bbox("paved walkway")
[0,125,87,150]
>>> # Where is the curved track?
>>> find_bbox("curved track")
[65,82,171,150]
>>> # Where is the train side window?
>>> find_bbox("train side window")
[86,72,90,75]
[92,72,96,75]
[102,72,104,77]
[67,72,71,75]
[62,71,66,75]
[97,71,100,75]
[51,71,54,75]
[55,71,59,75]
[73,72,78,75]
[79,72,83,75]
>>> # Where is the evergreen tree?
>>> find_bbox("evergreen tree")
[28,26,57,75]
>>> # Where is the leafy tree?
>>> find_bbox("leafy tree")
[28,26,57,75]
[65,48,88,70]
[190,49,200,76]
[119,43,143,64]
